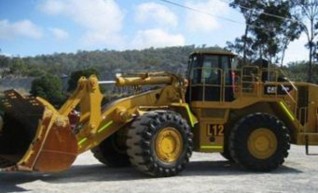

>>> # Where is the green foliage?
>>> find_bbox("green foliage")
[291,0,318,82]
[0,55,9,68]
[30,75,65,107]
[27,68,46,77]
[228,0,303,66]
[284,60,318,83]
[0,45,197,80]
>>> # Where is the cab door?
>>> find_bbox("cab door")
[187,53,234,102]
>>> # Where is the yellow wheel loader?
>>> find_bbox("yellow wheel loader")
[1,50,318,177]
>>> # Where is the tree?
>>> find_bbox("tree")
[228,0,302,65]
[0,55,10,77]
[230,0,261,64]
[30,75,65,107]
[292,0,318,82]
[279,15,304,66]
[9,58,27,77]
[226,35,257,64]
[251,1,302,64]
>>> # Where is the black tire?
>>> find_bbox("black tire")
[229,113,290,172]
[91,130,130,167]
[220,125,234,162]
[126,110,193,177]
[0,115,3,133]
[220,149,234,162]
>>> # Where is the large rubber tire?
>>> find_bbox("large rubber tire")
[0,115,3,133]
[220,149,234,162]
[126,110,193,177]
[91,130,130,167]
[220,124,234,162]
[229,113,290,172]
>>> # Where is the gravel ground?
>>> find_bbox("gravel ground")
[1,145,318,193]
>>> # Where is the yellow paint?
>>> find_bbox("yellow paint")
[185,103,197,127]
[78,137,88,146]
[279,101,295,121]
[200,145,223,150]
[247,128,277,159]
[97,121,114,133]
[155,127,183,162]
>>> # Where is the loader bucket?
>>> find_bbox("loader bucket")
[0,90,78,172]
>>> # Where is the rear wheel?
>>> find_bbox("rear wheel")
[91,130,130,167]
[220,125,234,162]
[229,113,290,171]
[220,149,233,162]
[126,110,193,177]
[0,115,3,133]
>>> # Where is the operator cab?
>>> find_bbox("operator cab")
[186,50,236,103]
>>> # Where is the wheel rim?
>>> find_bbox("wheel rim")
[247,128,277,159]
[155,127,183,163]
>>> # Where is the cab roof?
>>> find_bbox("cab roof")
[190,48,236,57]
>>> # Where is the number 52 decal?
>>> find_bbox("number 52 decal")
[207,124,224,136]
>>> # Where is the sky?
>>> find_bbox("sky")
[0,0,309,64]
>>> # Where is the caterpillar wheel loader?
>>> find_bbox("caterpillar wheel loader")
[1,50,318,177]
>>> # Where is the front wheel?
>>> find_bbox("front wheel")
[91,130,130,167]
[229,113,290,171]
[126,110,193,177]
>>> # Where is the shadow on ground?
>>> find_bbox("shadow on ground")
[0,160,302,192]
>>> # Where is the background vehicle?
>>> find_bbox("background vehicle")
[1,50,318,177]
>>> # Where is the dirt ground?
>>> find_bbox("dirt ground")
[1,145,318,193]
